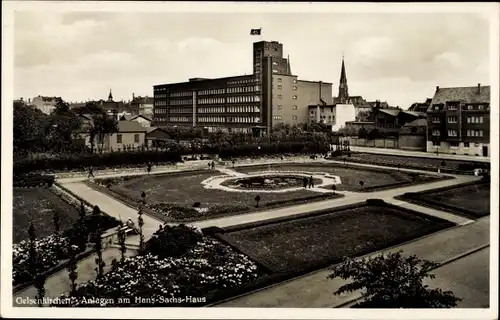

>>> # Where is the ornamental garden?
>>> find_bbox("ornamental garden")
[12,157,490,307]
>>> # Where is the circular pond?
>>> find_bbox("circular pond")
[221,175,321,190]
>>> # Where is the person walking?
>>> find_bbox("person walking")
[310,176,315,188]
[211,161,215,170]
[303,177,308,188]
[147,162,152,175]
[308,176,314,188]
[87,166,95,179]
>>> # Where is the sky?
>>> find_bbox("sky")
[13,7,492,109]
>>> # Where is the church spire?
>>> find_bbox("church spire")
[108,89,113,102]
[338,55,349,103]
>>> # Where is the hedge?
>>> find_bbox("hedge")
[218,141,328,159]
[13,150,183,174]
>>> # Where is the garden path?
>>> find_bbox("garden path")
[18,160,479,303]
[348,146,490,163]
[213,216,490,308]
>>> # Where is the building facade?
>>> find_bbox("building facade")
[426,84,491,157]
[31,95,61,114]
[153,41,330,135]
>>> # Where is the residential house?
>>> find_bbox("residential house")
[308,103,356,132]
[426,84,490,157]
[408,98,432,113]
[110,121,147,151]
[31,95,61,114]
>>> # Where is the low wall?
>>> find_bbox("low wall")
[348,138,399,149]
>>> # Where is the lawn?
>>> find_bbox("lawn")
[218,203,453,274]
[109,171,322,207]
[234,163,438,192]
[13,188,81,244]
[404,182,490,218]
[345,153,488,172]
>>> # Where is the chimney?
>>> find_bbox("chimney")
[436,86,439,92]
[477,83,481,93]
[132,93,135,100]
[319,81,322,103]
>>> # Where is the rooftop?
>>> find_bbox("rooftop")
[118,120,147,132]
[430,85,490,108]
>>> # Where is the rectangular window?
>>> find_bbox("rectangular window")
[432,129,440,136]
[450,142,459,147]
[293,79,297,83]
[432,117,440,123]
[448,129,457,136]
[134,134,140,143]
[448,105,457,110]
[117,134,122,144]
[478,105,484,110]
[463,142,470,148]
[468,105,474,110]
[293,95,297,99]
[293,105,298,110]
[277,78,282,82]
[293,86,297,90]
[447,116,457,123]
[479,130,483,137]
[277,85,282,90]
[292,116,297,120]
[277,105,283,110]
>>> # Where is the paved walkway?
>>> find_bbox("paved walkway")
[215,217,490,308]
[16,159,481,303]
[349,146,490,163]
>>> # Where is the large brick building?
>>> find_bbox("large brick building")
[426,84,491,157]
[153,41,331,135]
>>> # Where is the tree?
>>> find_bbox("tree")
[34,274,47,307]
[27,223,38,279]
[66,244,79,297]
[86,114,119,153]
[137,207,145,254]
[13,102,45,153]
[46,99,83,152]
[117,221,127,262]
[255,195,261,208]
[358,127,369,139]
[327,251,461,308]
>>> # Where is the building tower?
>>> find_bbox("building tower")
[338,55,349,104]
[108,89,113,102]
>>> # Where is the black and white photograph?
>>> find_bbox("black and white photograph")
[1,2,499,319]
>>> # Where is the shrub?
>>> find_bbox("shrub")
[146,224,203,258]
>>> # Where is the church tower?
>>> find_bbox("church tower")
[108,89,114,102]
[338,56,349,104]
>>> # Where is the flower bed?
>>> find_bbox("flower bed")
[220,175,322,190]
[55,225,264,307]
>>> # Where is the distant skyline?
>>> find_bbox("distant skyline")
[13,6,492,108]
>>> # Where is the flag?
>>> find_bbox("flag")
[250,28,261,35]
[320,98,327,106]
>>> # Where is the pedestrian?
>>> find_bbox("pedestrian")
[308,176,314,188]
[211,161,215,170]
[87,166,95,179]
[147,162,152,175]
[208,162,211,170]
[303,177,308,188]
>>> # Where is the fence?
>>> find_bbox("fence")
[348,137,399,149]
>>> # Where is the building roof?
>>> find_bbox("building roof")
[130,114,152,122]
[402,110,426,117]
[118,120,147,132]
[430,85,490,107]
[378,109,401,117]
[146,127,159,134]
[403,118,427,127]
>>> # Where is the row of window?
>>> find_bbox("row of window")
[198,116,225,123]
[276,78,297,84]
[432,141,482,148]
[275,85,298,91]
[198,89,224,95]
[432,104,487,111]
[227,86,260,93]
[170,99,193,105]
[432,116,486,124]
[116,134,141,144]
[170,117,191,122]
[227,79,254,85]
[155,93,168,99]
[155,100,167,106]
[169,91,192,97]
[276,95,297,100]
[155,108,167,114]
[467,116,484,124]
[277,105,299,110]
[169,108,191,113]
[199,97,225,105]
[227,106,260,113]
[227,117,260,123]
[227,96,261,103]
[432,129,485,137]
[198,107,224,113]
[273,115,283,120]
